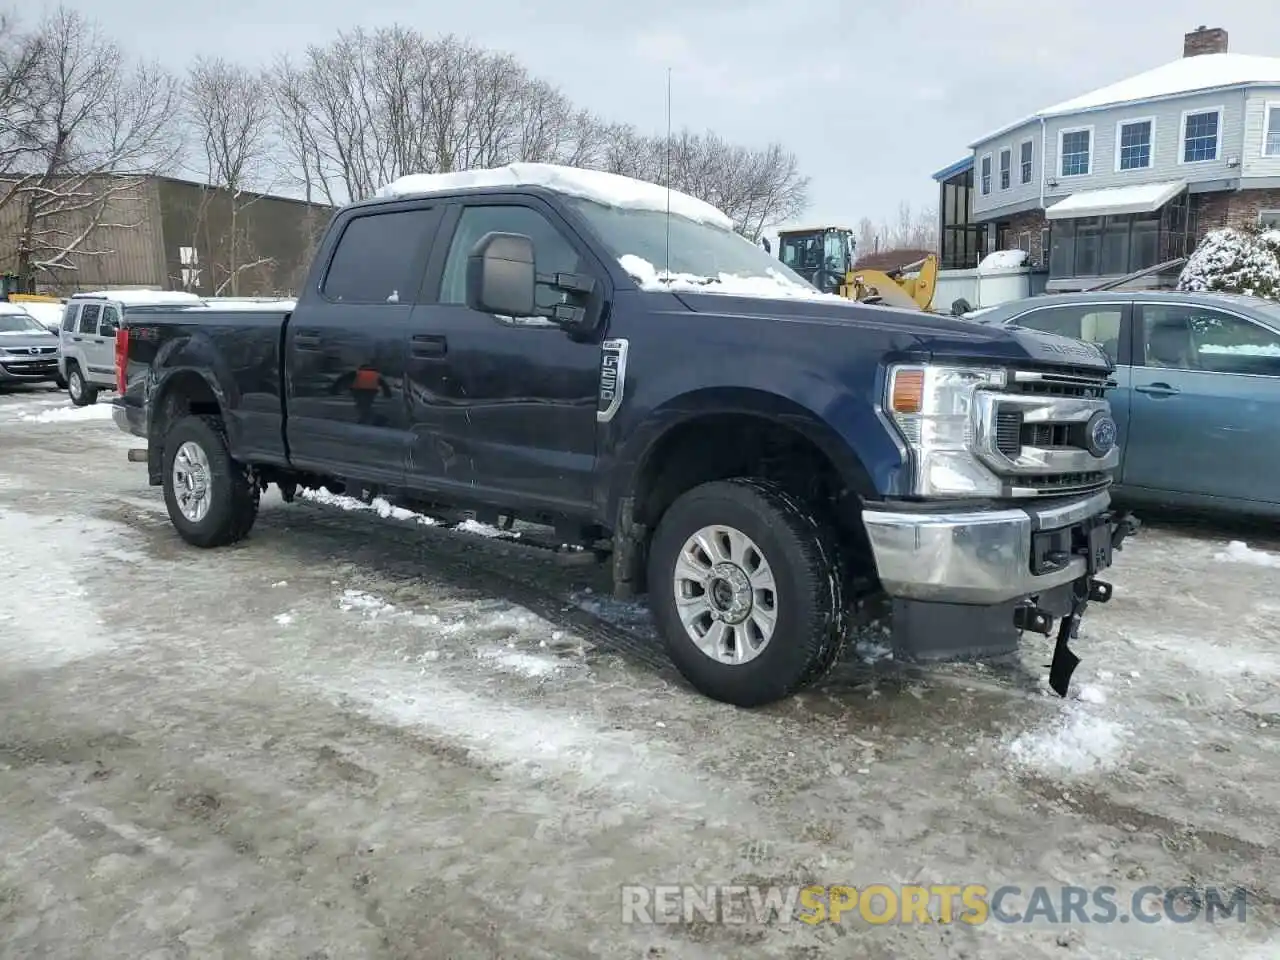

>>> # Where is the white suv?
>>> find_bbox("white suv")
[58,291,202,405]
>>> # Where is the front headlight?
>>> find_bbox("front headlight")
[886,363,1006,497]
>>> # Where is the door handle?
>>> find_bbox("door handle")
[294,335,321,350]
[411,334,447,358]
[1134,382,1179,397]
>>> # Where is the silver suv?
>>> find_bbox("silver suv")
[58,291,203,405]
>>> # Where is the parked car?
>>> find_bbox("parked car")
[9,298,67,333]
[0,302,63,388]
[971,290,1280,516]
[111,163,1137,707]
[58,290,203,405]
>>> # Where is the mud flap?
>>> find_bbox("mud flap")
[1048,608,1082,696]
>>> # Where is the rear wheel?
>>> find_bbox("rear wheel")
[161,415,260,548]
[647,478,846,707]
[67,365,97,406]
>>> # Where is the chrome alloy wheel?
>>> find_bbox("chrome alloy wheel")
[172,440,212,523]
[672,524,779,664]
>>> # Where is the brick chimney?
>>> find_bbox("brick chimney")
[1184,25,1228,57]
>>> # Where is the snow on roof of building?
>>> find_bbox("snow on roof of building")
[376,162,734,230]
[1045,181,1188,220]
[971,52,1280,146]
[1042,52,1280,116]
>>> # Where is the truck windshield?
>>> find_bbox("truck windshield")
[565,198,816,293]
[0,312,45,333]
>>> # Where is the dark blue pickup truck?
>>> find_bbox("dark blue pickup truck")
[112,163,1137,706]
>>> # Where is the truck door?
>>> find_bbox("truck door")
[404,198,605,513]
[284,204,442,485]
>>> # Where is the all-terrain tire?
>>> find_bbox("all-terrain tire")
[647,478,846,707]
[161,415,260,548]
[67,364,97,406]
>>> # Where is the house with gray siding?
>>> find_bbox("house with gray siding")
[933,26,1280,290]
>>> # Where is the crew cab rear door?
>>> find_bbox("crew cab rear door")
[283,202,442,484]
[403,196,607,513]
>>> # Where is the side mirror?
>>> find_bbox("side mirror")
[466,231,536,317]
[101,322,117,336]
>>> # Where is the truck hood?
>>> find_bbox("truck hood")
[671,291,1112,373]
[0,328,59,351]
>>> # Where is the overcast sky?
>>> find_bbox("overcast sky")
[66,0,1280,238]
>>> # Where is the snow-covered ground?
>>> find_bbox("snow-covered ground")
[1,383,1277,959]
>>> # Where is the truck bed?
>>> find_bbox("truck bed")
[121,306,293,465]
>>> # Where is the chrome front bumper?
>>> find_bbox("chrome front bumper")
[861,490,1111,605]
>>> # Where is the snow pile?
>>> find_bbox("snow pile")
[1213,540,1280,568]
[477,646,562,678]
[377,162,733,230]
[1177,228,1280,299]
[1006,709,1127,776]
[1261,229,1280,258]
[17,404,114,424]
[0,510,118,670]
[297,487,518,539]
[73,289,203,306]
[299,487,438,526]
[617,253,844,302]
[338,589,398,618]
[977,249,1027,272]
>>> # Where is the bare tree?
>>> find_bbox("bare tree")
[0,11,45,200]
[270,25,809,236]
[183,56,276,295]
[591,124,808,239]
[1,7,178,288]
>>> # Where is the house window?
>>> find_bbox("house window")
[999,148,1011,190]
[1020,140,1033,184]
[980,154,992,195]
[1260,210,1280,229]
[1182,109,1221,163]
[1061,129,1091,176]
[1265,104,1280,157]
[1117,119,1153,170]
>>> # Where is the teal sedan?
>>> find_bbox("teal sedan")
[971,290,1280,517]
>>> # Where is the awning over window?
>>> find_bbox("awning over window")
[1044,181,1187,220]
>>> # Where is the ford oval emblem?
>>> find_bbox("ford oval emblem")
[1086,413,1117,457]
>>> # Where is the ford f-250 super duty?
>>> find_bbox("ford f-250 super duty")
[112,162,1138,707]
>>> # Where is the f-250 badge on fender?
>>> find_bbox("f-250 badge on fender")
[597,338,630,423]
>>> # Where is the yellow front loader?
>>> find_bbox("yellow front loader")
[774,226,938,311]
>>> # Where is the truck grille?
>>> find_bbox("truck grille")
[975,369,1117,498]
[1001,367,1113,400]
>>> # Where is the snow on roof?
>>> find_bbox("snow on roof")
[971,52,1280,146]
[72,289,204,306]
[1045,181,1188,221]
[1042,53,1280,116]
[376,163,735,230]
[0,302,32,314]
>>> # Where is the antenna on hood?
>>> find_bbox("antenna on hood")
[664,67,672,281]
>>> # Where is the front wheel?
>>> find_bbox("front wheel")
[646,478,846,707]
[67,365,97,406]
[161,415,260,548]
